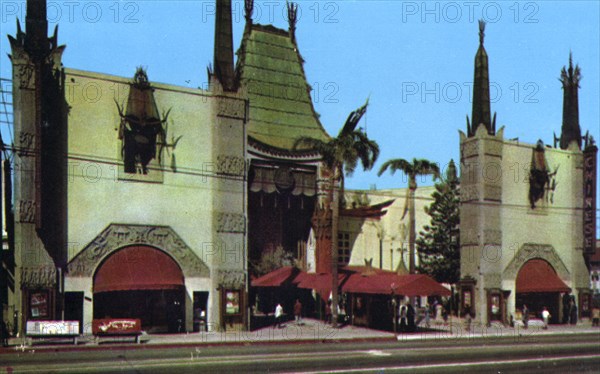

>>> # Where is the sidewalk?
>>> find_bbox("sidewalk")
[3,317,599,350]
[399,316,600,341]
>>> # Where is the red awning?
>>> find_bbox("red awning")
[394,274,452,297]
[296,272,348,296]
[342,272,399,294]
[342,272,450,297]
[94,246,184,293]
[252,266,302,287]
[516,259,570,293]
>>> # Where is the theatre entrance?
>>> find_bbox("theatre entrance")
[515,259,570,325]
[93,245,186,333]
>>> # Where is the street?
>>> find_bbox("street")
[1,332,598,373]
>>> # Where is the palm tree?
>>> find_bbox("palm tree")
[378,158,440,274]
[294,100,379,327]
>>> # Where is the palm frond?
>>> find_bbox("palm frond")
[339,98,369,137]
[378,158,411,176]
[413,159,441,179]
[293,102,377,177]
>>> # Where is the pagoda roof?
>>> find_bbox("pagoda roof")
[237,23,330,151]
[341,199,395,219]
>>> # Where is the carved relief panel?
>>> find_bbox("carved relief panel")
[68,224,210,278]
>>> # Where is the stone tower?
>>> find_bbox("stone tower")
[459,21,504,324]
[8,0,68,332]
[459,25,592,326]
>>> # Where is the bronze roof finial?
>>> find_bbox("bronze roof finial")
[478,19,486,45]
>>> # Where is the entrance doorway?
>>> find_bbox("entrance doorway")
[94,289,184,333]
[64,292,84,333]
[516,259,570,325]
[516,292,560,324]
[93,245,186,333]
[193,292,209,332]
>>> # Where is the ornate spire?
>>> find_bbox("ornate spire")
[287,2,298,42]
[559,52,582,150]
[213,0,235,91]
[469,20,493,136]
[478,19,485,45]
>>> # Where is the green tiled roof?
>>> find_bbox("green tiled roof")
[237,24,330,151]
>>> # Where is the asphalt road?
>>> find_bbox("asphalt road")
[1,333,598,373]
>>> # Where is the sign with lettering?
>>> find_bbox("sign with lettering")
[26,321,79,336]
[92,319,142,335]
[583,146,597,255]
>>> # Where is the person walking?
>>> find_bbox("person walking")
[294,299,303,324]
[434,301,443,323]
[424,304,431,328]
[522,304,529,329]
[325,301,332,324]
[274,303,284,328]
[542,306,551,329]
[407,303,416,332]
[570,301,578,325]
[464,304,472,332]
[399,304,408,332]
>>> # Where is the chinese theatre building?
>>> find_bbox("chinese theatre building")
[459,22,596,325]
[8,0,247,333]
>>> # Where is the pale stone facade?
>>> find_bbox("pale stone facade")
[60,69,246,332]
[459,125,591,323]
[8,10,247,332]
[457,22,594,325]
[342,186,435,271]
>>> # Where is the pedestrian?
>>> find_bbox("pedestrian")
[443,299,450,323]
[464,304,472,332]
[399,304,408,332]
[522,304,529,329]
[570,301,578,325]
[274,303,284,328]
[591,306,600,327]
[434,301,443,322]
[542,306,551,329]
[424,304,431,328]
[294,299,303,324]
[407,303,416,332]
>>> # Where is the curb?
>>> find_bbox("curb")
[0,335,397,354]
